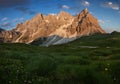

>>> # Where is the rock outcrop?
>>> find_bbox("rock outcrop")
[0,8,105,45]
[0,30,21,43]
[67,8,105,36]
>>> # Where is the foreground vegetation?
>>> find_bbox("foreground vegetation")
[0,32,120,84]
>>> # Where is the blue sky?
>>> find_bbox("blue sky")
[0,0,120,32]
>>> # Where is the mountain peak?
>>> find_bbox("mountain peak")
[76,8,89,20]
[58,11,71,16]
[81,8,89,14]
[34,13,44,20]
[58,11,73,20]
[0,8,105,45]
[59,11,69,14]
[84,8,88,11]
[73,8,105,35]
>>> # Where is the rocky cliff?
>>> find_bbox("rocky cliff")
[0,8,105,45]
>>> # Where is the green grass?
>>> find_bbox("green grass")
[0,32,120,84]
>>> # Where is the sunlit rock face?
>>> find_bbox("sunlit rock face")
[0,8,105,45]
[0,30,21,43]
[67,8,105,36]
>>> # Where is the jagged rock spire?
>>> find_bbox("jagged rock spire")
[33,13,44,20]
[82,8,88,13]
[0,8,105,44]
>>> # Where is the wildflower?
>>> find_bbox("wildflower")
[105,68,108,71]
[17,70,19,72]
[107,63,110,66]
[28,80,32,83]
[24,80,27,82]
[9,81,12,83]
[113,77,116,81]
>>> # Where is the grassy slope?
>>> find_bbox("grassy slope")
[0,33,120,84]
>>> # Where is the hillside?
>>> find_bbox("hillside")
[0,32,120,84]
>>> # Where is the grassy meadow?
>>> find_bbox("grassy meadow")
[0,32,120,84]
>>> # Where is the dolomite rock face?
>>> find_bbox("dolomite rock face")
[0,8,105,45]
[0,30,21,43]
[67,8,105,36]
[14,11,74,43]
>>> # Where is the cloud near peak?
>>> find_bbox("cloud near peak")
[82,1,90,6]
[62,5,70,9]
[102,2,119,10]
[99,19,105,24]
[0,22,11,28]
[1,17,8,22]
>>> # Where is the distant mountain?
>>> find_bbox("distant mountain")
[0,28,4,32]
[0,30,21,43]
[111,31,120,35]
[0,8,105,45]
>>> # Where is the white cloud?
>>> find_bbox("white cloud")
[108,2,112,5]
[12,18,19,22]
[12,18,25,22]
[0,22,11,27]
[99,19,105,24]
[1,17,8,22]
[99,19,111,24]
[62,5,70,9]
[19,18,24,21]
[102,2,119,10]
[82,1,90,6]
[106,20,111,23]
[84,1,90,6]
